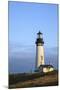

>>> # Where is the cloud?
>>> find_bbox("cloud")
[9,44,58,58]
[9,43,35,58]
[9,46,58,73]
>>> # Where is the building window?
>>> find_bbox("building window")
[41,56,43,60]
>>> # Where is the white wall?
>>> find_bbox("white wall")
[36,44,44,68]
[43,67,54,73]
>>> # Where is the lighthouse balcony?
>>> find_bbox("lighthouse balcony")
[36,38,44,45]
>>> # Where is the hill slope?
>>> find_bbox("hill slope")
[9,70,58,89]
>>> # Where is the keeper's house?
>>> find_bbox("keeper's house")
[35,65,54,73]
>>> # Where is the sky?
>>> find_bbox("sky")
[8,1,58,73]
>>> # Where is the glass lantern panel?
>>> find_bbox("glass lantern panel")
[40,34,43,38]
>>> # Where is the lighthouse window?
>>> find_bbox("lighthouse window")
[40,34,43,38]
[41,56,43,60]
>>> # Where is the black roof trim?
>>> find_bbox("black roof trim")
[37,31,42,35]
[39,65,54,68]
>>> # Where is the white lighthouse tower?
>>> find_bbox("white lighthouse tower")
[35,31,44,70]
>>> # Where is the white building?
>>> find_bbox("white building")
[35,31,44,69]
[35,65,54,73]
[35,31,54,73]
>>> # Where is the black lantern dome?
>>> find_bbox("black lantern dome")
[36,31,44,46]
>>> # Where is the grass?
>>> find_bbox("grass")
[9,70,58,89]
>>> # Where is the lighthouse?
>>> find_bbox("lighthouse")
[35,31,44,70]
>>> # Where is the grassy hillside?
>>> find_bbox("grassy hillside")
[9,70,58,89]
